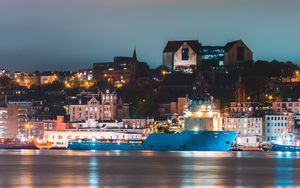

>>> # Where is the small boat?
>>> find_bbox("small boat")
[32,138,52,150]
[272,143,300,152]
[0,138,36,149]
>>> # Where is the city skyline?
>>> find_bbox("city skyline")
[0,0,299,71]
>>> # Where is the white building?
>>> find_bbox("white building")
[122,119,154,129]
[265,114,294,143]
[224,117,263,147]
[44,130,144,148]
[69,119,123,129]
[163,40,201,73]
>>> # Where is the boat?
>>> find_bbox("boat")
[32,138,52,150]
[0,138,37,149]
[272,143,300,152]
[68,131,237,151]
[67,98,238,151]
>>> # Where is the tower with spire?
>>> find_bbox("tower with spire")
[132,48,137,61]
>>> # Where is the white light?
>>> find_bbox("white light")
[186,111,192,117]
[196,111,202,117]
[194,127,199,132]
[208,111,213,117]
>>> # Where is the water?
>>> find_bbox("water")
[0,150,300,187]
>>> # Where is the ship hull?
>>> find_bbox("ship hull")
[68,131,238,151]
[272,144,300,152]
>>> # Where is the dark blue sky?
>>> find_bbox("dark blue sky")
[0,0,299,71]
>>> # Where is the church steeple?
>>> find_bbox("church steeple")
[132,48,137,61]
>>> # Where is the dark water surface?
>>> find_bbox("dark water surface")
[0,150,300,187]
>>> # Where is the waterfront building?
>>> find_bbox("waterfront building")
[0,101,31,138]
[44,129,144,148]
[224,117,263,147]
[163,40,201,73]
[122,119,154,129]
[264,114,294,142]
[28,116,69,139]
[93,49,149,88]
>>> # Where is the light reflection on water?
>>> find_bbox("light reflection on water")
[0,150,300,187]
[89,156,99,188]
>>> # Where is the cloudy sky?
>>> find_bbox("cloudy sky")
[0,0,299,71]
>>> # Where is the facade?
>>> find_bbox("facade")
[272,100,300,114]
[265,114,294,142]
[163,40,201,73]
[224,40,253,66]
[0,102,31,138]
[28,116,69,139]
[201,46,225,67]
[68,90,128,122]
[122,119,154,129]
[224,117,263,147]
[93,49,149,88]
[229,102,260,117]
[162,40,252,72]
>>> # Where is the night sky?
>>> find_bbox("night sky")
[0,0,299,71]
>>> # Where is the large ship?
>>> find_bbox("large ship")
[68,98,238,151]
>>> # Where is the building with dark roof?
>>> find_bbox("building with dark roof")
[163,40,253,72]
[68,89,129,121]
[202,40,253,67]
[224,40,253,66]
[163,40,202,73]
[93,49,149,88]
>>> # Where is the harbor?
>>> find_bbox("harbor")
[0,149,299,187]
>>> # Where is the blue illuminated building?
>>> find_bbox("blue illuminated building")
[201,46,225,67]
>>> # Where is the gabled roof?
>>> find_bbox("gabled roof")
[224,40,252,53]
[163,40,201,54]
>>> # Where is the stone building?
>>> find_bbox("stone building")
[68,89,129,122]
